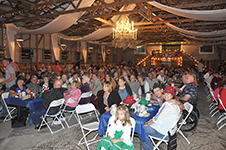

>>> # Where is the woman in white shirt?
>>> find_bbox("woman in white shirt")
[142,86,181,150]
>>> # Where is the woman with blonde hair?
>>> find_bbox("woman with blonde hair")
[98,81,121,115]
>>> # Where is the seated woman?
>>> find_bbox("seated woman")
[9,76,31,98]
[142,86,181,150]
[104,73,117,89]
[137,75,150,96]
[9,76,31,125]
[115,77,132,101]
[79,75,90,104]
[39,76,53,92]
[62,81,82,110]
[61,74,69,89]
[98,81,122,115]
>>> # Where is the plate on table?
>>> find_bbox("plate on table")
[147,107,154,112]
[150,101,159,106]
[135,112,150,118]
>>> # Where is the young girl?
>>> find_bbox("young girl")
[96,105,134,150]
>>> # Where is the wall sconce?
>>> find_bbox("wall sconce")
[16,38,24,47]
[60,44,67,51]
[88,47,93,53]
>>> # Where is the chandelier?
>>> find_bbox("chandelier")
[112,15,137,50]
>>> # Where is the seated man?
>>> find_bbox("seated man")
[178,73,197,104]
[26,75,41,94]
[30,79,64,129]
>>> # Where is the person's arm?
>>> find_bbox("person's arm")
[169,99,185,110]
[1,73,15,84]
[26,88,31,94]
[145,118,155,126]
[178,94,191,102]
[90,84,97,93]
[9,89,19,98]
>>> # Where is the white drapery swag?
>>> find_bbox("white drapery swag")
[51,35,61,61]
[101,45,106,63]
[53,4,136,41]
[5,0,95,60]
[148,1,226,21]
[81,41,87,66]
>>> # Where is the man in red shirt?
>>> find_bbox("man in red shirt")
[52,60,61,76]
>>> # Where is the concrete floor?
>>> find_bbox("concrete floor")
[0,85,226,150]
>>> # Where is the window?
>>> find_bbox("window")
[21,48,31,61]
[135,46,146,54]
[43,49,52,62]
[199,45,214,54]
[162,44,181,51]
[75,52,81,61]
[61,51,68,62]
[0,46,5,61]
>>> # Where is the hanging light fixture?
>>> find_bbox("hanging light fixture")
[112,15,137,50]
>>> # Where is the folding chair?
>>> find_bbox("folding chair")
[76,103,100,150]
[148,114,180,150]
[209,91,219,117]
[1,92,16,122]
[61,92,92,128]
[216,94,226,130]
[38,98,65,134]
[105,115,136,141]
[177,102,193,144]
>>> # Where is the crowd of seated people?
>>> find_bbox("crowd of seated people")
[2,59,226,145]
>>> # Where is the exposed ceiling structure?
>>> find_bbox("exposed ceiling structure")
[0,0,226,46]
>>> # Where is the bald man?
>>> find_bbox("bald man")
[31,79,64,129]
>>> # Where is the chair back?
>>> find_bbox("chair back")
[177,102,193,132]
[106,116,136,141]
[49,98,65,108]
[1,92,9,100]
[77,92,92,104]
[130,117,136,141]
[218,93,226,111]
[76,103,96,114]
[184,102,193,114]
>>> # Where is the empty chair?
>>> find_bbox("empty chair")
[38,98,65,134]
[76,103,99,150]
[1,92,16,122]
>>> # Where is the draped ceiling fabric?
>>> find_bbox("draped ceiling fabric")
[148,1,226,21]
[6,0,95,34]
[180,33,226,41]
[54,4,136,41]
[101,45,106,63]
[51,35,61,61]
[81,41,87,65]
[5,0,95,60]
[6,26,17,61]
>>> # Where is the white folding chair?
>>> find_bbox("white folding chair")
[177,102,193,144]
[148,114,180,150]
[38,98,65,134]
[76,103,100,150]
[60,92,92,128]
[216,94,226,130]
[105,115,136,141]
[209,91,220,117]
[1,92,16,122]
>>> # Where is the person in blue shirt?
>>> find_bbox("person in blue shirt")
[9,76,31,98]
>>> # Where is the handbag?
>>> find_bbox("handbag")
[167,131,177,150]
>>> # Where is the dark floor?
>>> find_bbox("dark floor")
[0,85,226,150]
